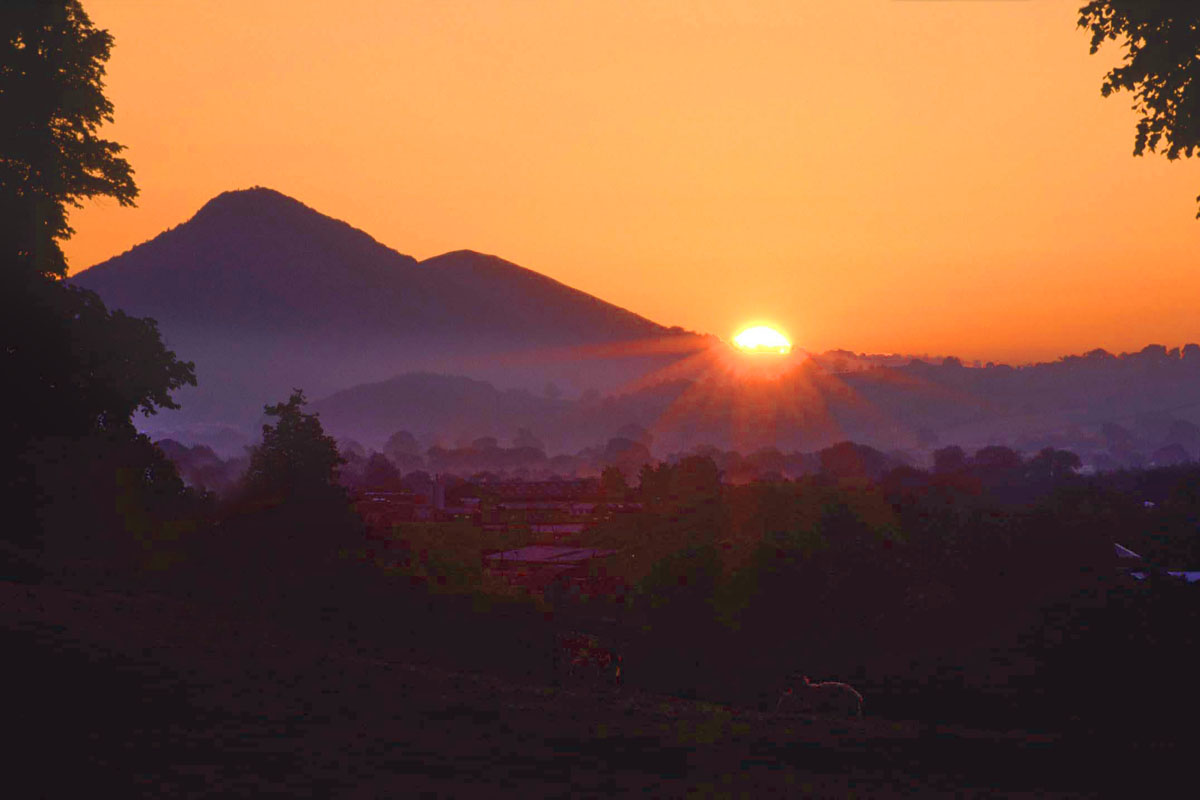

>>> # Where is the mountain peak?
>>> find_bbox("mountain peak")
[188,186,322,226]
[421,250,538,284]
[167,186,415,274]
[70,190,681,427]
[428,248,489,259]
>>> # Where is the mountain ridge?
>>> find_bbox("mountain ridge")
[75,186,674,341]
[70,187,696,426]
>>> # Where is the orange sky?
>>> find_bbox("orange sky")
[66,0,1198,364]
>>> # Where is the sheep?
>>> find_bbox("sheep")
[776,675,863,718]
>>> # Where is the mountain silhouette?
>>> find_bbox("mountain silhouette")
[71,188,692,427]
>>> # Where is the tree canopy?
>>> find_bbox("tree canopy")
[5,278,195,446]
[244,390,345,502]
[1,0,195,441]
[1,0,195,451]
[1,0,136,278]
[2,2,195,575]
[1079,1,1200,215]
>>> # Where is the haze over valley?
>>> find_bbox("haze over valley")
[73,188,1200,472]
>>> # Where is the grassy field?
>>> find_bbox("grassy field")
[5,578,1185,797]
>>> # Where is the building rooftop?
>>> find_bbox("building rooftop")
[1130,571,1200,583]
[484,545,618,565]
[1114,542,1143,560]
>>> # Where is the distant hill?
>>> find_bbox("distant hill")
[71,188,695,428]
[309,359,860,456]
[311,372,571,448]
[310,345,1200,467]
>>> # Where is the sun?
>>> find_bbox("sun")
[732,324,792,355]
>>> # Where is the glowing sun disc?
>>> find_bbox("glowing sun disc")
[733,325,792,354]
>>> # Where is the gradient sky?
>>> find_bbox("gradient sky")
[67,0,1198,364]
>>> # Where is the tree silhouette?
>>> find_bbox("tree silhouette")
[819,441,889,480]
[1,0,195,445]
[384,430,420,457]
[382,430,424,472]
[197,391,362,609]
[973,445,1023,470]
[6,279,194,441]
[2,2,195,574]
[1028,447,1083,482]
[1079,1,1200,215]
[1,0,136,279]
[601,465,629,500]
[244,390,345,502]
[933,445,968,474]
[603,436,651,479]
[360,452,401,490]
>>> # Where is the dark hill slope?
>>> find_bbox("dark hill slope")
[421,249,666,349]
[74,188,422,333]
[75,187,669,344]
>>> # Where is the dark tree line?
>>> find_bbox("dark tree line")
[535,445,1200,737]
[2,2,197,578]
[2,3,356,588]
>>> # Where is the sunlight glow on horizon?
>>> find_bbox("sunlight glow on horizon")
[733,325,792,355]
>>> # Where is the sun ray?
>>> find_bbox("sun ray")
[400,318,1010,461]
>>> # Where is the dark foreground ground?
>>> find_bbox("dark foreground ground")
[2,580,1182,798]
